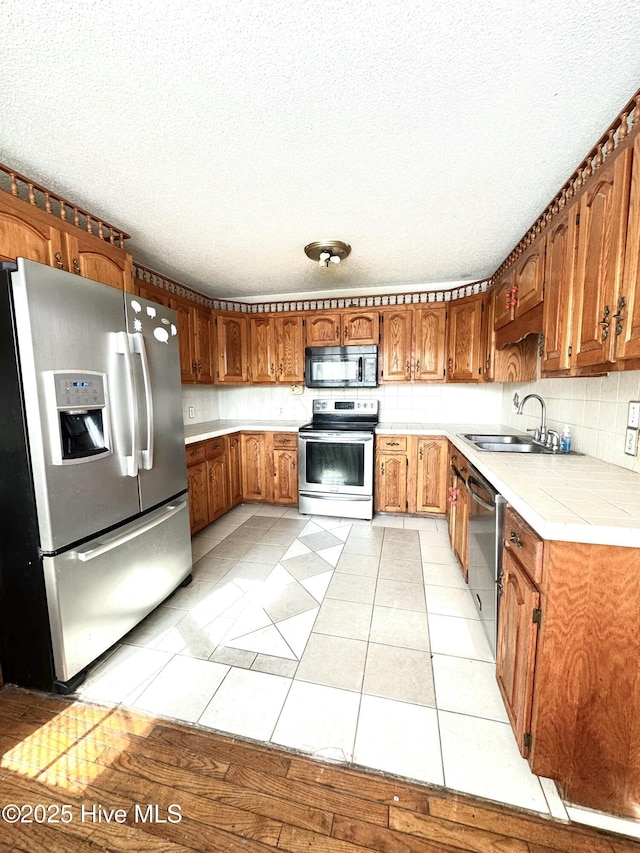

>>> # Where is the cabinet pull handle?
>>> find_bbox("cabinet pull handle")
[613,296,626,336]
[599,304,610,341]
[279,363,283,374]
[509,531,523,549]
[271,363,275,374]
[380,462,385,475]
[344,326,348,340]
[388,440,399,446]
[192,361,197,372]
[406,359,410,375]
[72,258,81,274]
[197,360,202,372]
[209,468,213,482]
[54,251,64,269]
[336,325,340,339]
[415,360,420,373]
[419,447,423,461]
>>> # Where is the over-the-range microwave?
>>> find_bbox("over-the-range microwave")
[305,345,378,388]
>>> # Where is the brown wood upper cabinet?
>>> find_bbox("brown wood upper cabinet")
[541,203,580,373]
[305,309,379,346]
[446,294,484,382]
[170,294,214,384]
[0,190,134,292]
[248,314,304,383]
[215,312,249,383]
[379,304,447,382]
[493,235,545,348]
[571,146,633,370]
[615,131,640,362]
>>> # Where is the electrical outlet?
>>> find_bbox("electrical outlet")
[188,406,195,419]
[625,428,638,456]
[628,401,640,429]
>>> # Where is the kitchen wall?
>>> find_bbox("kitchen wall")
[501,369,640,473]
[183,368,640,474]
[183,382,504,427]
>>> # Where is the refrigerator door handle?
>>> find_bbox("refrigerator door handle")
[116,331,139,477]
[73,502,185,561]
[133,331,154,470]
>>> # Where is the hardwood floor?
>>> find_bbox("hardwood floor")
[0,686,637,852]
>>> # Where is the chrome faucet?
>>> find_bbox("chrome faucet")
[517,393,547,443]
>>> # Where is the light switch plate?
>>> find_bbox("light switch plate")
[625,428,638,456]
[628,401,640,429]
[188,406,195,419]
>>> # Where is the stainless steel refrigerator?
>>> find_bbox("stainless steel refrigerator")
[0,258,192,692]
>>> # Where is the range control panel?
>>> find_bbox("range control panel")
[312,399,379,415]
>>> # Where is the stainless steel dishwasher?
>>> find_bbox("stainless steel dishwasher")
[464,462,506,659]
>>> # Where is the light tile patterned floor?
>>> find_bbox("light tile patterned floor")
[75,503,570,820]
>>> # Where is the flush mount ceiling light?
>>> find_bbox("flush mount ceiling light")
[304,240,351,268]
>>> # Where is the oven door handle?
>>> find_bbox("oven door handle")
[299,434,374,442]
[466,476,495,511]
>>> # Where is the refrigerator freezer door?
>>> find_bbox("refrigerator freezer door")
[11,260,141,552]
[43,497,192,684]
[124,294,188,509]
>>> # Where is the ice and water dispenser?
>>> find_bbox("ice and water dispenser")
[47,371,110,464]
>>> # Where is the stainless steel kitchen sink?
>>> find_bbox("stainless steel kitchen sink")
[462,434,534,444]
[472,441,553,453]
[460,433,554,453]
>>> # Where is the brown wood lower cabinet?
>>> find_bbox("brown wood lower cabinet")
[497,504,640,818]
[186,434,242,534]
[241,431,299,505]
[375,435,447,515]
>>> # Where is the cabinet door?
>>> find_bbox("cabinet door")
[494,268,515,330]
[414,437,447,513]
[216,314,248,383]
[249,316,276,383]
[514,235,546,317]
[496,548,540,758]
[571,148,632,369]
[616,133,640,361]
[187,460,209,534]
[241,433,269,501]
[305,312,341,346]
[342,310,379,345]
[414,305,446,382]
[276,314,304,382]
[541,206,579,373]
[227,433,243,507]
[0,193,64,268]
[138,281,171,307]
[272,449,298,505]
[195,307,214,383]
[63,230,134,292]
[447,297,483,382]
[171,296,197,382]
[207,455,229,522]
[379,308,413,382]
[374,452,407,512]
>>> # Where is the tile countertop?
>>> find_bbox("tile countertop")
[183,420,640,548]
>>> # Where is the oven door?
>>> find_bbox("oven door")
[298,431,374,496]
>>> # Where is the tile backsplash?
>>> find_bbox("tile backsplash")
[501,370,640,473]
[182,370,640,474]
[183,383,504,427]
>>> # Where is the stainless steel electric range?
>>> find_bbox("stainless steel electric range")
[298,399,379,520]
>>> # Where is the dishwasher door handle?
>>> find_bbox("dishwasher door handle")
[466,476,495,511]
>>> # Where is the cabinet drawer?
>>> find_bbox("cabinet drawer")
[272,432,298,449]
[207,437,227,458]
[504,505,543,584]
[186,442,206,465]
[377,435,407,452]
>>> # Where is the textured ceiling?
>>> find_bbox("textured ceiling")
[2,1,640,301]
